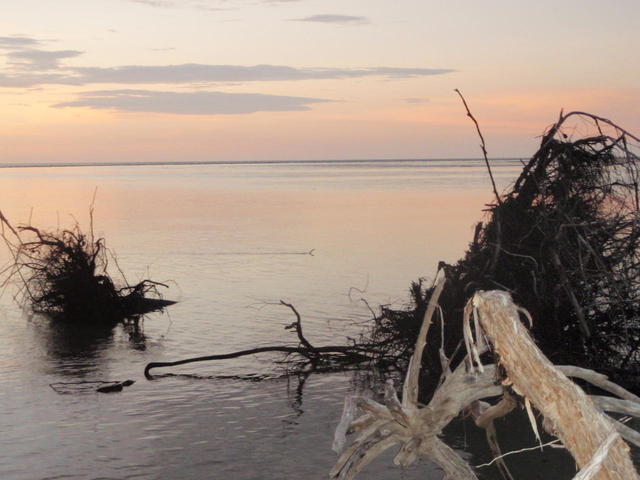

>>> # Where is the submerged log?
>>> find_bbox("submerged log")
[144,301,376,378]
[120,295,176,317]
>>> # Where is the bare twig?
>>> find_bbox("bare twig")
[281,300,317,353]
[454,89,501,205]
[474,439,561,468]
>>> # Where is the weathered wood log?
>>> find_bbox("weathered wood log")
[332,283,640,480]
[470,290,639,480]
[331,277,484,480]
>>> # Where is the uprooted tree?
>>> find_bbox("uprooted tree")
[0,209,174,323]
[142,111,640,394]
[331,278,640,480]
[135,108,640,477]
[365,110,640,393]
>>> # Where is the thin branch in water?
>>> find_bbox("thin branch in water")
[348,275,370,302]
[474,439,562,468]
[281,300,317,353]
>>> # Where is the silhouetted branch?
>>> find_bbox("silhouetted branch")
[454,88,501,205]
[144,301,382,378]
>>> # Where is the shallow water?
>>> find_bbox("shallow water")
[0,159,582,479]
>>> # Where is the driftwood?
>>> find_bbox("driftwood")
[331,278,640,479]
[471,290,638,480]
[144,301,381,378]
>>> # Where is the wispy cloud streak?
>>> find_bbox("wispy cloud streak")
[124,0,299,8]
[126,0,174,7]
[0,34,455,117]
[53,89,331,114]
[0,73,80,88]
[0,35,454,88]
[0,36,41,48]
[73,64,454,84]
[290,14,368,24]
[123,0,231,11]
[0,60,454,87]
[9,49,83,70]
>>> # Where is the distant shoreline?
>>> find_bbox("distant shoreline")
[0,158,522,170]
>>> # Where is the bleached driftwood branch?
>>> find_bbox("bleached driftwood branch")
[331,281,640,480]
[471,290,639,480]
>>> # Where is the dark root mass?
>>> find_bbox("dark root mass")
[0,213,174,324]
[366,111,640,391]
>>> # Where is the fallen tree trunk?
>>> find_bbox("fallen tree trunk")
[144,344,373,379]
[332,279,640,480]
[470,290,639,479]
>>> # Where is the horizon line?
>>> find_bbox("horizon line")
[0,157,524,170]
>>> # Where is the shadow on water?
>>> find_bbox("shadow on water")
[25,311,147,377]
[144,369,311,419]
[443,410,577,480]
[284,371,310,421]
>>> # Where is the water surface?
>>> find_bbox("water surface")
[0,159,579,479]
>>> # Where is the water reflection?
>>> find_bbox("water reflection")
[284,372,310,421]
[0,161,548,480]
[26,312,147,377]
[142,369,310,419]
[443,412,577,480]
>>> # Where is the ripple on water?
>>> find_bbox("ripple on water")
[0,161,565,480]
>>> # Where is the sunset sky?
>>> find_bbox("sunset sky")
[1,0,638,163]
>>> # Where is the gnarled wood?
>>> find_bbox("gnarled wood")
[333,285,640,480]
[471,290,639,480]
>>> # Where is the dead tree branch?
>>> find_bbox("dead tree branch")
[144,301,383,378]
[331,284,640,480]
[357,111,640,391]
[454,88,502,206]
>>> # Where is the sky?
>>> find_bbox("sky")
[0,0,638,163]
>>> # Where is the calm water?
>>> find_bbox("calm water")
[0,160,579,479]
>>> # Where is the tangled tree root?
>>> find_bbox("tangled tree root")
[331,277,640,480]
[145,111,640,392]
[363,111,640,392]
[0,211,174,323]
